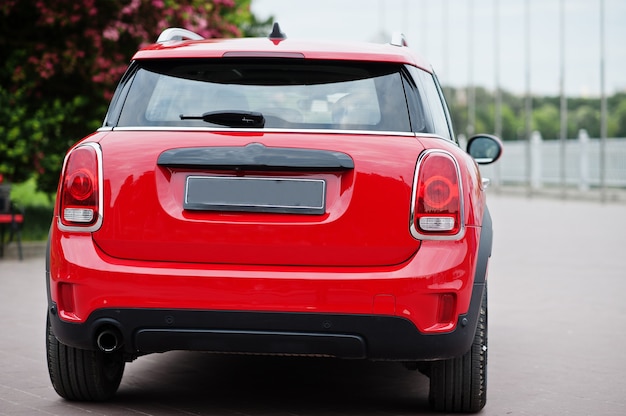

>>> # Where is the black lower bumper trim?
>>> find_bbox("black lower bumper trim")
[136,328,366,358]
[48,284,484,361]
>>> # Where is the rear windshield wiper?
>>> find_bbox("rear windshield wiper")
[180,111,265,128]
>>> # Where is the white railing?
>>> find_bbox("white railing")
[476,131,626,198]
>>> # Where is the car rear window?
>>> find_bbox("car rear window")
[116,59,415,132]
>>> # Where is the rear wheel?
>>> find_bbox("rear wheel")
[428,286,488,413]
[46,316,125,401]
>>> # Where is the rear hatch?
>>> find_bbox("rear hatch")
[93,131,423,267]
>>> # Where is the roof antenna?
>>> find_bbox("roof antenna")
[269,22,286,40]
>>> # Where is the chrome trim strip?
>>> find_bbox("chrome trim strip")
[409,149,466,241]
[57,142,104,233]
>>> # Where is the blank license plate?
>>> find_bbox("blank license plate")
[184,176,326,214]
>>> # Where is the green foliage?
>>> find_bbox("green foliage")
[4,178,54,241]
[0,0,270,193]
[9,177,53,208]
[0,85,96,190]
[533,103,560,140]
[500,102,524,140]
[228,0,274,36]
[609,98,626,137]
[19,205,54,241]
[571,105,599,137]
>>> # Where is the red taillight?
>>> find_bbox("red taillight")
[67,169,94,201]
[411,150,464,239]
[58,144,102,230]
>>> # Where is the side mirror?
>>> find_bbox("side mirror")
[466,134,503,165]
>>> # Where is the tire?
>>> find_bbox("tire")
[428,286,488,413]
[46,316,125,401]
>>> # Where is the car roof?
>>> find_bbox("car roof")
[132,36,433,73]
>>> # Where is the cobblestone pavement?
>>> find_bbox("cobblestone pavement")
[1,194,625,415]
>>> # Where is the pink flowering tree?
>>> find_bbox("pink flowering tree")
[0,0,271,193]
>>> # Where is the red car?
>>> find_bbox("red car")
[46,24,502,413]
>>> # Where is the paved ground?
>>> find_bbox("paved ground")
[1,194,625,415]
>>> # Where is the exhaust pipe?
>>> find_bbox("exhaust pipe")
[96,328,122,353]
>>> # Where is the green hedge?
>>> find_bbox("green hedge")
[20,205,53,241]
[7,178,54,241]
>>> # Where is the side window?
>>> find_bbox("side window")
[103,64,137,127]
[117,68,160,126]
[406,66,452,141]
[401,70,427,133]
[433,72,457,143]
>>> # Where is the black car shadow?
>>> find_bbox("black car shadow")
[108,351,435,415]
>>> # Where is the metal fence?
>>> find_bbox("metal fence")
[473,131,626,202]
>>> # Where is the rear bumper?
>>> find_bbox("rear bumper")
[48,282,484,361]
[47,210,492,361]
